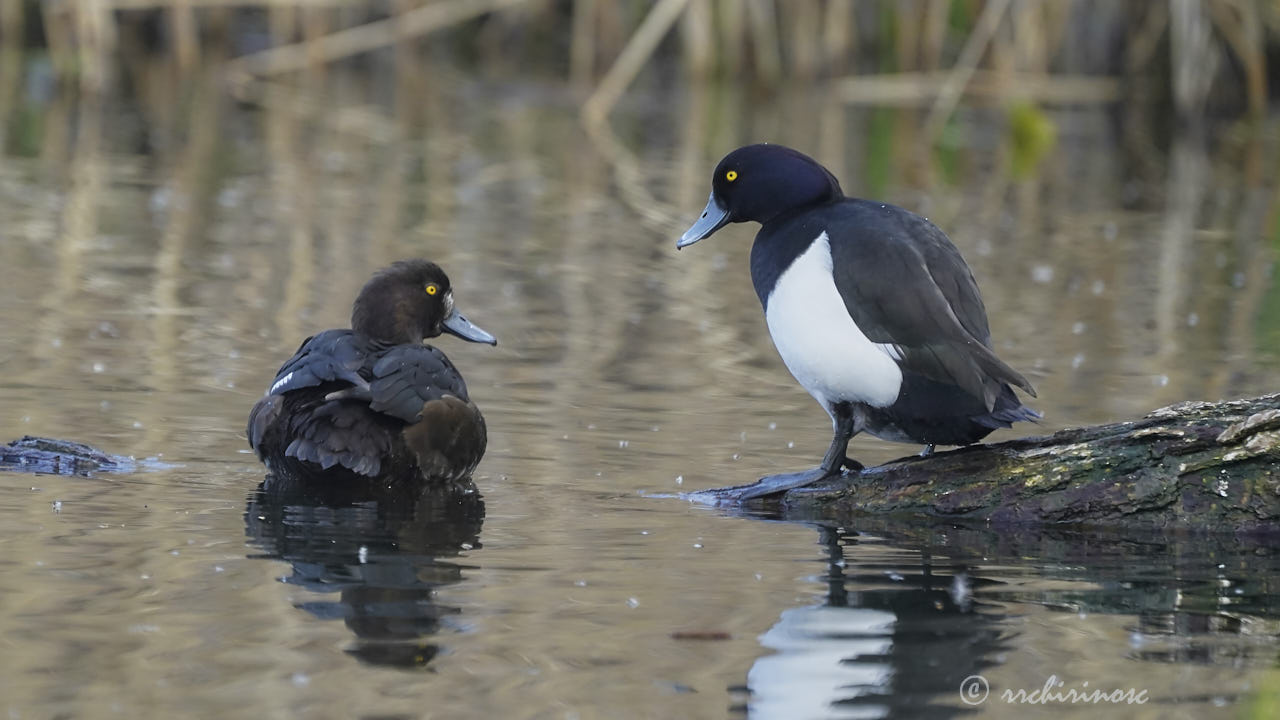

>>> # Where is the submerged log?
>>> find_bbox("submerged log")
[747,394,1280,532]
[0,436,135,476]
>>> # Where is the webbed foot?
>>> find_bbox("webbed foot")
[688,466,852,504]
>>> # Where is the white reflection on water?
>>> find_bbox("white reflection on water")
[749,605,894,720]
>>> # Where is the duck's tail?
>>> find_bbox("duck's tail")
[971,384,1041,430]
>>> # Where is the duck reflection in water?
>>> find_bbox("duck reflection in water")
[244,474,484,669]
[742,527,1008,719]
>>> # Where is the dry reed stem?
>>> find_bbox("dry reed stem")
[744,0,781,84]
[833,70,1120,105]
[224,0,528,79]
[570,0,598,87]
[170,0,199,69]
[109,0,346,7]
[716,0,745,74]
[924,0,1011,139]
[821,0,853,73]
[921,0,948,70]
[0,0,21,50]
[581,0,690,123]
[1206,0,1268,119]
[1170,0,1220,115]
[681,0,714,79]
[1126,1,1170,76]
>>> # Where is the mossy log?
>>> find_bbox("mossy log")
[758,394,1280,532]
[0,436,135,476]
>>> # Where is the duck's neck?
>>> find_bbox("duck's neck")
[352,298,422,347]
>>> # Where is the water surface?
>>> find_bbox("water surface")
[0,65,1278,719]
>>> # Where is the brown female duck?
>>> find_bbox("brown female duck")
[248,260,496,485]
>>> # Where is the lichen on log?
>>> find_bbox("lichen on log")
[765,393,1280,532]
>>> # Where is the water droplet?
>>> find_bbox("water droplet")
[650,426,660,432]
[627,597,640,608]
[731,453,740,460]
[291,672,310,688]
[640,530,649,536]
[574,579,587,587]
[767,422,777,430]
[170,550,180,556]
[357,545,369,563]
[1187,312,1199,327]
[92,362,105,373]
[1071,354,1085,369]
[754,573,763,581]
[786,441,794,449]
[214,566,225,573]
[1030,265,1054,284]
[1091,280,1105,295]
[133,421,144,429]
[693,543,703,549]
[675,475,683,485]
[1071,322,1085,335]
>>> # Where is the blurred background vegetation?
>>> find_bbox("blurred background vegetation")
[3,1,1277,117]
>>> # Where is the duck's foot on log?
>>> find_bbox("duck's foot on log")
[687,467,856,504]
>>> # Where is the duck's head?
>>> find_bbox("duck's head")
[351,260,497,347]
[677,144,843,248]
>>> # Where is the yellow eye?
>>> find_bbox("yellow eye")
[725,170,738,182]
[425,284,439,296]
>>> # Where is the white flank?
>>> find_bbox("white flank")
[269,371,294,395]
[764,232,903,410]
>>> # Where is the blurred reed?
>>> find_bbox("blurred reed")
[1,0,1274,121]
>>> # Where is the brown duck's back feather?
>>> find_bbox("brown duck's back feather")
[248,333,485,483]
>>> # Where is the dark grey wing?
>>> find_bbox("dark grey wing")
[905,212,994,344]
[265,329,371,396]
[365,345,471,424]
[283,402,393,477]
[246,394,283,457]
[248,329,385,475]
[828,206,1035,410]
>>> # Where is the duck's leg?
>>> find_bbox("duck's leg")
[723,404,862,501]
